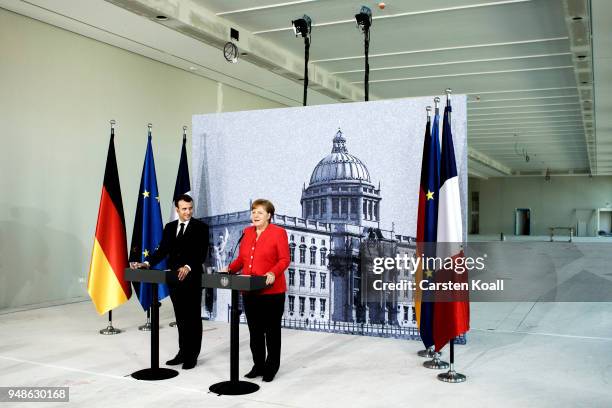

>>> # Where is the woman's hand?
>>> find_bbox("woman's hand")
[265,272,275,285]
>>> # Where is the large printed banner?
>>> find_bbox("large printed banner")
[192,97,467,336]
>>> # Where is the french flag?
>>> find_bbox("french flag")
[433,97,470,352]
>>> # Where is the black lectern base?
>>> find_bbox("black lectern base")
[209,380,260,395]
[132,368,179,381]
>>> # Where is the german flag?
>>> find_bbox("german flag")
[87,128,131,314]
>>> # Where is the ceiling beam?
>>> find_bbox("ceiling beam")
[358,66,574,84]
[104,0,366,102]
[312,37,568,63]
[468,148,513,175]
[253,0,532,35]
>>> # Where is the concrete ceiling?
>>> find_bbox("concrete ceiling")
[3,0,610,178]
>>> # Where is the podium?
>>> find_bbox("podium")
[124,268,180,381]
[125,269,267,394]
[205,273,266,396]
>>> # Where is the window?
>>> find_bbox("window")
[306,201,312,218]
[289,243,296,263]
[299,270,306,287]
[369,200,373,219]
[332,198,339,215]
[320,248,327,266]
[289,296,295,312]
[311,238,315,244]
[290,234,295,242]
[403,306,408,321]
[373,202,378,220]
[299,246,306,263]
[321,239,326,246]
[300,236,305,243]
[299,297,305,314]
[310,271,316,288]
[310,247,316,265]
[320,273,326,290]
[351,198,358,215]
[313,200,319,217]
[341,198,348,215]
[363,200,368,218]
[321,200,327,214]
[320,299,326,315]
[309,298,316,313]
[288,269,295,286]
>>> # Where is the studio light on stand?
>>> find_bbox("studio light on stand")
[292,15,312,106]
[355,6,372,101]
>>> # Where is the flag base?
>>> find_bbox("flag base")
[209,380,260,396]
[417,348,436,358]
[438,369,466,383]
[423,355,449,370]
[132,368,178,381]
[138,321,152,331]
[99,325,122,335]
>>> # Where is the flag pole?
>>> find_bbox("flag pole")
[437,88,467,382]
[170,125,188,329]
[98,120,123,336]
[417,106,436,359]
[139,308,152,331]
[138,122,154,332]
[100,309,123,335]
[438,339,466,382]
[422,96,448,369]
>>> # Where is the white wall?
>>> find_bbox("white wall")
[0,8,284,310]
[469,176,612,236]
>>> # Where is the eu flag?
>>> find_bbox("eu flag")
[129,130,170,310]
[415,105,441,349]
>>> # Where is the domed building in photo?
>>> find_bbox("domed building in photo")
[301,129,382,228]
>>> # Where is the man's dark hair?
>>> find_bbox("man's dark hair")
[174,194,193,207]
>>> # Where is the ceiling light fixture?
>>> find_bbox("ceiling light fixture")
[355,6,372,101]
[291,15,312,106]
[291,14,312,38]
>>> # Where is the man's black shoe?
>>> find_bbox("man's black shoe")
[244,367,262,378]
[262,372,276,382]
[165,355,183,366]
[182,360,197,370]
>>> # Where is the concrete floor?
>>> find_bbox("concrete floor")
[2,235,612,407]
[1,296,611,408]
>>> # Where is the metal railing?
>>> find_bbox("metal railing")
[236,312,466,344]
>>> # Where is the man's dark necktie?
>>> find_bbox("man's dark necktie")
[177,222,185,239]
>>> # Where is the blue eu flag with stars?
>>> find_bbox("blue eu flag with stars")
[129,130,170,310]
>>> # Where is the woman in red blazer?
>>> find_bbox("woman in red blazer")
[227,199,290,382]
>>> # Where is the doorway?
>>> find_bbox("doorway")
[470,192,480,234]
[515,208,531,235]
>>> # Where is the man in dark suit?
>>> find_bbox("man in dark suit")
[135,194,209,369]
